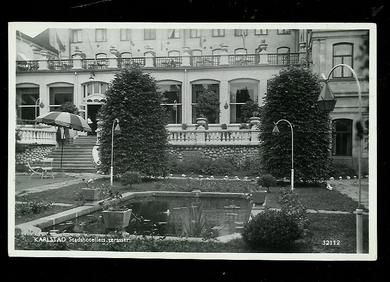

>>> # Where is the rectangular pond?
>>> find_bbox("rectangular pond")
[43,195,251,238]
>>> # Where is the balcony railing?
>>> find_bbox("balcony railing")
[118,57,145,68]
[48,59,74,71]
[191,55,221,67]
[168,129,260,145]
[155,56,182,68]
[16,60,39,72]
[16,53,303,72]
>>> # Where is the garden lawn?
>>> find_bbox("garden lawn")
[15,205,75,225]
[265,187,358,212]
[305,213,369,253]
[15,174,77,192]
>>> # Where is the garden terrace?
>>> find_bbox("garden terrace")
[16,52,304,72]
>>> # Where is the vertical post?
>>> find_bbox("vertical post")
[291,123,294,191]
[356,208,364,253]
[110,119,115,186]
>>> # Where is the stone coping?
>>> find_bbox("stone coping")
[15,191,250,238]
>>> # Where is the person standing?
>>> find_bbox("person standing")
[87,116,94,135]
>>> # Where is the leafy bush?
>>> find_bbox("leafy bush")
[257,174,277,191]
[241,100,262,122]
[329,162,356,177]
[15,164,29,172]
[242,209,302,251]
[98,66,168,176]
[194,88,220,123]
[121,171,142,187]
[206,158,236,175]
[59,102,79,114]
[259,66,332,183]
[16,199,53,216]
[279,188,310,232]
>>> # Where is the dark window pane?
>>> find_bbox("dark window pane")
[333,119,352,156]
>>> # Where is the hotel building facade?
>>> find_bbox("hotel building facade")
[14,27,369,172]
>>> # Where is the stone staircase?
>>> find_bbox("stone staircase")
[48,136,97,172]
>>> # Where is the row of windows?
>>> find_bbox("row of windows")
[16,85,356,156]
[71,29,291,43]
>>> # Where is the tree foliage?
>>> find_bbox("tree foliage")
[259,67,332,182]
[98,66,169,176]
[59,102,79,114]
[194,88,220,123]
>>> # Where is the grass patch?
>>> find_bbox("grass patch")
[15,205,74,225]
[264,187,358,212]
[16,183,85,204]
[305,213,369,253]
[15,174,77,192]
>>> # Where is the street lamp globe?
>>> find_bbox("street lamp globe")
[318,81,337,112]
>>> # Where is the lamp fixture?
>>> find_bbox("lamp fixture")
[224,102,229,109]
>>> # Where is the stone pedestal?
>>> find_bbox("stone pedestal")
[144,51,155,67]
[72,53,83,70]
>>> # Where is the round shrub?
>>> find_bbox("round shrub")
[120,171,142,187]
[206,158,235,175]
[242,209,302,251]
[257,174,277,192]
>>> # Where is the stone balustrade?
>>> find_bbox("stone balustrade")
[16,126,57,145]
[168,129,260,146]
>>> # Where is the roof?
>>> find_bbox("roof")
[16,29,59,56]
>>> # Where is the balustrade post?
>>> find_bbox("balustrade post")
[219,49,229,65]
[181,49,191,67]
[108,46,119,69]
[72,53,83,70]
[35,49,49,70]
[195,126,206,145]
[144,51,155,67]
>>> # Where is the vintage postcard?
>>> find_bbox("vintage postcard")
[8,22,377,260]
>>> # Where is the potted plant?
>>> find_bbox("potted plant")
[102,206,132,230]
[181,123,188,130]
[196,114,208,127]
[81,178,106,201]
[221,123,228,130]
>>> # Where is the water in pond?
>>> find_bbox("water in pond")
[44,196,251,238]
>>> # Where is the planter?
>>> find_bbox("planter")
[249,116,261,127]
[103,209,132,229]
[196,117,208,127]
[81,188,102,201]
[251,191,267,206]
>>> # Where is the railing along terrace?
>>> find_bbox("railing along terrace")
[82,58,109,70]
[16,126,57,145]
[16,53,302,72]
[168,129,260,145]
[155,56,182,68]
[191,55,221,67]
[16,60,39,72]
[228,54,258,65]
[118,57,146,68]
[48,59,74,71]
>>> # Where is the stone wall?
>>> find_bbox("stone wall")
[16,145,56,165]
[167,145,259,165]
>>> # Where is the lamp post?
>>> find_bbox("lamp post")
[272,119,294,191]
[318,63,364,254]
[110,118,121,186]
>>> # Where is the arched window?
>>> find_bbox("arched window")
[95,53,108,69]
[157,80,182,124]
[332,119,353,156]
[229,79,259,123]
[191,79,220,124]
[16,83,40,121]
[277,47,290,65]
[83,81,109,101]
[48,82,74,112]
[168,50,180,57]
[333,43,354,78]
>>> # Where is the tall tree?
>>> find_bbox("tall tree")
[98,66,169,176]
[259,67,332,183]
